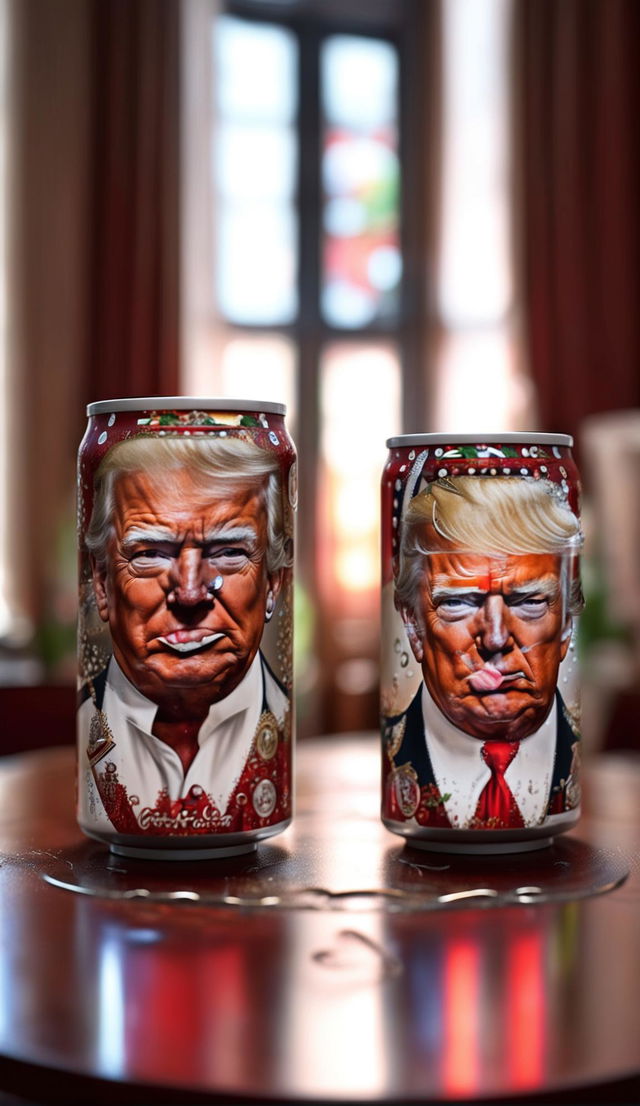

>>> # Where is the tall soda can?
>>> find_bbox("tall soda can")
[381,434,583,853]
[77,399,296,859]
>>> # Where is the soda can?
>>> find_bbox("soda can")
[77,398,296,859]
[381,434,583,853]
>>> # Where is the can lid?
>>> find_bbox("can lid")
[386,431,573,448]
[87,397,287,416]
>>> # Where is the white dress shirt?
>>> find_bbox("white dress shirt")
[421,684,557,828]
[78,653,288,833]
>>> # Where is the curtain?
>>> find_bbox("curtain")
[514,0,640,453]
[88,0,180,402]
[8,0,92,645]
[6,0,180,663]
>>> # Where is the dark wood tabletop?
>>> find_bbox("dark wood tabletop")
[0,735,639,1105]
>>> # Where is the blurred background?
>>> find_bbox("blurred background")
[0,0,639,749]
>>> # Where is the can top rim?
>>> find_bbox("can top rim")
[87,397,287,416]
[386,432,573,448]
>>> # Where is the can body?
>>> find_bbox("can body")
[381,434,582,853]
[77,399,296,859]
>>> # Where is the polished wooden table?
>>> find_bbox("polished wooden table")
[0,736,639,1104]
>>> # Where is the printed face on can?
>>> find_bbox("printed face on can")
[77,403,296,855]
[90,468,279,705]
[381,437,583,847]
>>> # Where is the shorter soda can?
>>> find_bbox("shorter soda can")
[381,433,583,853]
[77,398,296,859]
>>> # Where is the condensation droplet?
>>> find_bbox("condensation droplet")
[400,652,409,668]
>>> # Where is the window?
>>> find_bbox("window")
[320,34,401,328]
[181,0,417,736]
[434,0,532,431]
[180,0,529,735]
[0,0,532,703]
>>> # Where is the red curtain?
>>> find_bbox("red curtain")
[514,0,640,452]
[7,0,180,646]
[86,0,180,403]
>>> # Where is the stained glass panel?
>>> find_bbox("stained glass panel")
[321,36,401,328]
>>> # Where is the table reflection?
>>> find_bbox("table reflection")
[0,740,637,1102]
[443,936,481,1096]
[70,897,286,1092]
[505,929,545,1089]
[283,913,396,1098]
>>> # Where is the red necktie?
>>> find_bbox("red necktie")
[474,741,525,828]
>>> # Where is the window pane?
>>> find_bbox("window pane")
[322,36,397,131]
[433,328,533,432]
[319,342,401,599]
[215,17,296,123]
[216,124,296,202]
[182,329,296,431]
[439,0,512,326]
[213,17,298,325]
[217,202,297,324]
[220,333,297,435]
[321,36,401,329]
[433,0,533,435]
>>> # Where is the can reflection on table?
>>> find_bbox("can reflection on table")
[77,398,296,860]
[381,434,583,853]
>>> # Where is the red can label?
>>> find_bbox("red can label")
[381,436,582,846]
[77,403,295,849]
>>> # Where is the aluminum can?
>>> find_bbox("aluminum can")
[77,398,296,859]
[381,433,583,853]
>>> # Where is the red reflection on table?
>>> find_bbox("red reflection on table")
[442,937,481,1096]
[507,930,545,1089]
[95,921,250,1082]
